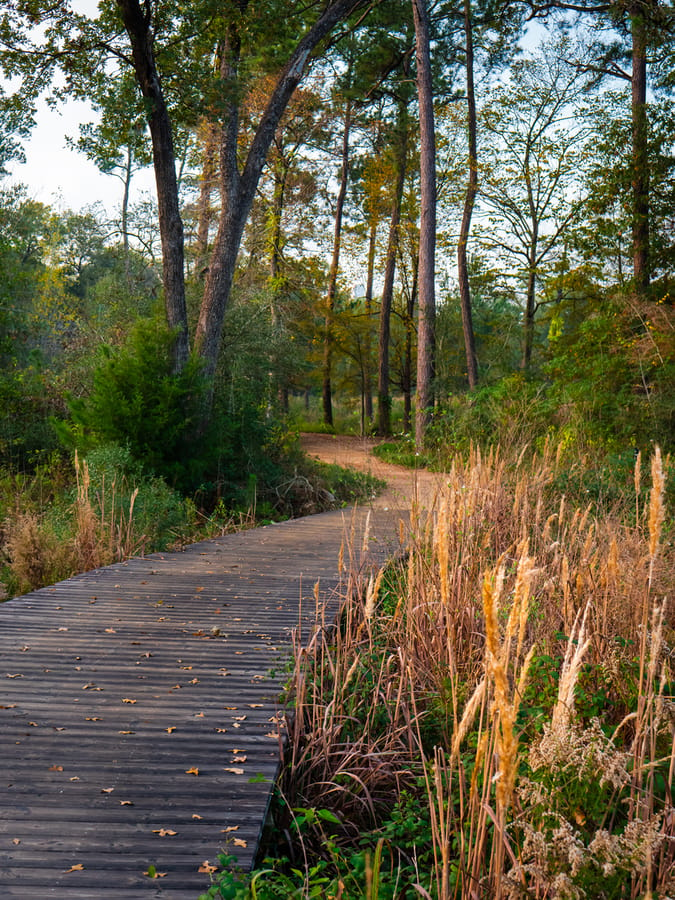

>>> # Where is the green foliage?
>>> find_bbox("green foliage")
[56,315,209,492]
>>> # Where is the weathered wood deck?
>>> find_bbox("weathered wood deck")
[0,507,403,899]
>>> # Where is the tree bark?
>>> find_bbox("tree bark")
[323,102,352,427]
[377,102,408,437]
[412,0,436,450]
[116,0,189,373]
[457,0,479,390]
[631,3,650,295]
[195,121,219,279]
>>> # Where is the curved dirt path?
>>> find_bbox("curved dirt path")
[300,433,445,511]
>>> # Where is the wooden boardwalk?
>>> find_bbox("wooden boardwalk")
[0,507,403,899]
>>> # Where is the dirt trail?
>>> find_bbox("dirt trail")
[300,433,446,511]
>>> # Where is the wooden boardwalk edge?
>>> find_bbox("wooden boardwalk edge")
[0,506,405,899]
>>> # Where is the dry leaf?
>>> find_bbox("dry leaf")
[105,628,116,633]
[12,838,20,845]
[122,698,137,704]
[198,861,218,874]
[49,765,64,772]
[224,767,244,775]
[265,732,278,739]
[85,717,101,721]
[194,712,205,718]
[166,726,176,733]
[144,866,167,878]
[233,838,248,848]
[248,704,262,708]
[101,788,114,794]
[152,828,177,837]
[65,863,84,873]
[119,730,135,735]
[120,800,134,806]
[215,728,227,733]
[69,777,80,782]
[231,755,247,763]
[192,814,202,819]
[185,767,199,776]
[222,825,239,833]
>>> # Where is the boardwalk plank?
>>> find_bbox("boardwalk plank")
[0,507,402,898]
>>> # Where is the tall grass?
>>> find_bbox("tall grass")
[261,443,674,899]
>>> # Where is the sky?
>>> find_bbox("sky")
[7,97,155,214]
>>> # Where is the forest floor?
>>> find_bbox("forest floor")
[299,432,446,510]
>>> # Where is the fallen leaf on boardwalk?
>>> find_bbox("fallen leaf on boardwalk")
[49,765,63,771]
[189,678,199,684]
[28,721,38,727]
[54,726,66,731]
[82,683,101,690]
[6,673,23,678]
[224,767,244,775]
[119,730,135,735]
[224,706,238,710]
[232,722,241,728]
[248,704,262,708]
[180,665,193,670]
[185,767,199,776]
[69,777,80,782]
[101,787,114,794]
[265,732,279,739]
[65,864,84,873]
[232,715,247,721]
[152,828,177,837]
[0,704,17,708]
[57,627,68,632]
[194,712,205,718]
[85,717,101,721]
[196,586,204,592]
[166,726,176,733]
[120,800,134,806]
[233,838,248,848]
[199,861,218,874]
[192,814,202,819]
[222,825,239,833]
[105,628,116,633]
[12,838,20,845]
[20,646,30,652]
[122,698,137,704]
[231,755,247,763]
[215,728,227,733]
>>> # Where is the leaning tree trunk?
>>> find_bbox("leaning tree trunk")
[323,102,352,428]
[195,0,368,409]
[413,0,437,450]
[377,105,408,437]
[631,4,650,296]
[116,0,189,374]
[457,0,479,389]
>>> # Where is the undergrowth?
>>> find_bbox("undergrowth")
[200,443,674,900]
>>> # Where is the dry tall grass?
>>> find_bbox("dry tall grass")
[282,444,673,899]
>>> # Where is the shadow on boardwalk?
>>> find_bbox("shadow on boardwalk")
[0,506,404,899]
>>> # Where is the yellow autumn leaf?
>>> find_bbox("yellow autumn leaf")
[65,863,84,873]
[185,767,199,776]
[233,838,248,848]
[152,828,177,837]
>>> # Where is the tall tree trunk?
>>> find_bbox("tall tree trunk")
[116,0,189,373]
[522,253,537,370]
[323,102,352,427]
[121,143,132,290]
[413,0,436,450]
[195,121,219,279]
[631,4,650,295]
[363,219,377,425]
[377,103,408,437]
[457,0,479,390]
